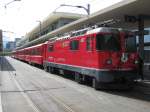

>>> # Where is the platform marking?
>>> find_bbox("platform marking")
[8,57,75,112]
[12,75,41,112]
[45,73,86,93]
[0,92,3,112]
[47,93,75,112]
[34,78,76,112]
[0,62,3,112]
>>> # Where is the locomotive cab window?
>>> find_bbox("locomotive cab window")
[70,40,79,50]
[125,34,137,52]
[48,44,54,52]
[96,33,120,51]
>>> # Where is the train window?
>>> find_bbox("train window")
[96,34,120,51]
[36,49,40,55]
[37,48,41,55]
[28,50,30,55]
[35,50,37,55]
[34,49,36,55]
[27,50,29,55]
[125,34,137,52]
[70,40,79,50]
[48,44,54,52]
[32,49,35,55]
[33,49,35,55]
[86,37,92,50]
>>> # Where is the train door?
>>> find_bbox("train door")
[81,34,96,68]
[42,43,47,62]
[69,39,80,65]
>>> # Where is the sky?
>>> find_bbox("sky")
[0,0,123,41]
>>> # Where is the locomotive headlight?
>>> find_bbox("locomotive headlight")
[106,59,112,65]
[121,53,128,63]
[134,60,139,64]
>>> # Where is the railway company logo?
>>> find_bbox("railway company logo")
[80,38,85,42]
[62,41,69,47]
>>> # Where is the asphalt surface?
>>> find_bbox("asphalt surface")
[0,56,150,112]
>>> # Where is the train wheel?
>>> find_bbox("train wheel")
[44,66,49,72]
[29,62,31,65]
[31,63,35,66]
[49,67,55,74]
[92,78,99,90]
[75,72,82,84]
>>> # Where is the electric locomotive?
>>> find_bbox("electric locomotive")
[44,27,139,89]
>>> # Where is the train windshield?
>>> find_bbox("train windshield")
[125,34,137,52]
[96,33,120,51]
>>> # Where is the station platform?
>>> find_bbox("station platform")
[0,56,150,112]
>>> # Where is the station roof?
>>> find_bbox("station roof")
[52,0,150,34]
[17,0,150,49]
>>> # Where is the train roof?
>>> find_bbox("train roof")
[23,42,48,50]
[86,27,119,35]
[50,27,120,41]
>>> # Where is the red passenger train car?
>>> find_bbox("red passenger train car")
[13,27,140,89]
[14,42,47,66]
[17,49,25,60]
[25,43,47,65]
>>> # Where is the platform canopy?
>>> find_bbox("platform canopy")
[55,0,150,33]
[18,0,150,49]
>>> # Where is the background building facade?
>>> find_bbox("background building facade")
[0,30,3,52]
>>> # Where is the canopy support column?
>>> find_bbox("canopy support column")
[138,15,145,60]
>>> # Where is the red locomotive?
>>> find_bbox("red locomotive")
[13,26,139,89]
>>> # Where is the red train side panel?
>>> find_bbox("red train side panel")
[44,27,139,88]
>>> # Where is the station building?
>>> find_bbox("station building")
[17,12,85,47]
